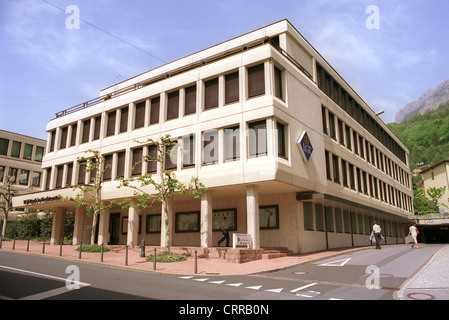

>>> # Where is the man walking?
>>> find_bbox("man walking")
[373,221,382,249]
[217,216,230,247]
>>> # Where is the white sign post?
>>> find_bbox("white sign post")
[233,233,252,249]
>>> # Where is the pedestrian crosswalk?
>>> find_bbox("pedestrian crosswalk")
[178,275,328,299]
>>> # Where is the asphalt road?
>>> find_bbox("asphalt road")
[0,244,445,302]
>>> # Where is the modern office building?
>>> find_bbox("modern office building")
[12,20,413,253]
[0,130,46,224]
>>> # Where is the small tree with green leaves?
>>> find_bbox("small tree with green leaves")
[62,150,111,245]
[427,186,448,212]
[117,135,206,252]
[0,175,17,239]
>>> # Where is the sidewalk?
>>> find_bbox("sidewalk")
[0,239,369,275]
[397,245,449,300]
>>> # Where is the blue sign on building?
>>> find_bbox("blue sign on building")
[297,131,313,161]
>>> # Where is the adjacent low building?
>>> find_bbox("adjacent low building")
[0,130,46,225]
[12,20,414,252]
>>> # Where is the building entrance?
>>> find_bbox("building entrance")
[109,213,120,245]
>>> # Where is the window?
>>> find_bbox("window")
[120,106,129,133]
[335,208,343,233]
[59,127,68,150]
[204,78,219,110]
[66,163,73,186]
[277,122,287,158]
[225,71,239,104]
[315,204,324,231]
[247,63,265,98]
[341,159,348,187]
[31,172,41,187]
[338,119,344,146]
[55,165,64,188]
[328,112,336,140]
[259,205,279,230]
[167,91,179,120]
[0,166,4,183]
[11,141,21,157]
[343,210,351,234]
[132,148,143,176]
[203,130,218,164]
[19,169,29,186]
[82,119,90,143]
[35,146,44,162]
[150,97,160,124]
[325,206,334,232]
[116,151,126,178]
[175,211,200,233]
[0,138,8,155]
[23,144,33,160]
[93,116,101,140]
[70,123,77,147]
[183,135,195,168]
[248,120,267,157]
[165,141,178,170]
[225,126,240,161]
[106,110,116,137]
[49,131,56,152]
[103,154,113,181]
[303,202,314,231]
[213,209,237,231]
[134,101,145,129]
[184,85,197,115]
[274,66,284,100]
[325,151,331,181]
[332,155,340,183]
[146,214,161,233]
[45,168,51,190]
[147,145,158,173]
[322,106,328,135]
[349,163,356,190]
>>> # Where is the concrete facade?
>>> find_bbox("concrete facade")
[12,20,414,253]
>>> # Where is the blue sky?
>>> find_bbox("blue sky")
[1,0,448,140]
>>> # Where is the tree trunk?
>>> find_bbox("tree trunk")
[90,210,99,245]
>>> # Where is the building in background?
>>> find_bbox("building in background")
[0,130,46,227]
[12,20,414,253]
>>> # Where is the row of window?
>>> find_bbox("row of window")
[303,202,403,238]
[44,118,288,190]
[124,205,280,235]
[48,63,285,153]
[325,150,413,213]
[0,166,41,187]
[0,138,45,162]
[322,106,411,189]
[316,63,407,164]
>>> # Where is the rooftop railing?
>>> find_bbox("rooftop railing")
[54,36,313,119]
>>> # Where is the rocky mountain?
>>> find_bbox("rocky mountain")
[395,79,449,123]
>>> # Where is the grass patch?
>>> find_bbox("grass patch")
[76,244,110,253]
[146,252,187,263]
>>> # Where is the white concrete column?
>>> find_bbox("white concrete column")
[72,206,85,245]
[51,207,66,245]
[160,196,174,250]
[98,206,110,245]
[127,206,139,246]
[200,191,213,248]
[246,185,260,249]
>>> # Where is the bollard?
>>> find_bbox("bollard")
[125,245,128,266]
[100,243,104,262]
[42,239,46,254]
[78,241,82,259]
[27,238,30,252]
[194,250,198,274]
[153,248,157,270]
[59,239,63,256]
[0,235,3,249]
[140,239,146,258]
[12,236,16,250]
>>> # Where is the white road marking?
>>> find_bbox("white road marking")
[290,283,317,293]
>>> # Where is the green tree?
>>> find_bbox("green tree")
[62,150,111,245]
[117,135,206,252]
